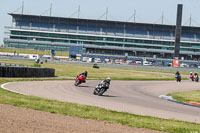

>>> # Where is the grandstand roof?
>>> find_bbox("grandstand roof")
[9,13,200,33]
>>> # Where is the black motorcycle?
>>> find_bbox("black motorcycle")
[93,82,109,96]
[175,74,181,82]
[194,75,199,82]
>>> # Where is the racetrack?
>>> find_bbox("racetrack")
[3,80,200,123]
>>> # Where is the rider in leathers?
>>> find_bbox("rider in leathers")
[98,77,111,90]
[77,71,88,82]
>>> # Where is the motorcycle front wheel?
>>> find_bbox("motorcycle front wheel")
[93,90,97,95]
[75,79,80,86]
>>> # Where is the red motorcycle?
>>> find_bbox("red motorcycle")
[74,74,86,86]
[190,74,194,81]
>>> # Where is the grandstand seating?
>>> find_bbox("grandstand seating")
[181,33,195,41]
[196,34,200,42]
[15,19,200,42]
[17,21,29,27]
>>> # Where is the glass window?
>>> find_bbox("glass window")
[107,38,114,41]
[115,38,123,42]
[30,32,39,36]
[11,31,21,35]
[125,39,135,43]
[87,36,96,40]
[49,33,58,38]
[96,37,103,41]
[21,32,30,35]
[57,34,66,38]
[68,35,77,39]
[77,36,87,40]
[95,42,105,46]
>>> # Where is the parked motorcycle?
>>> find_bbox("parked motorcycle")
[74,74,86,86]
[93,81,110,96]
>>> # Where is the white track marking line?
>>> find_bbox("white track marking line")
[1,82,29,96]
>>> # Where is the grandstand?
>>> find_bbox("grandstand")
[3,13,200,60]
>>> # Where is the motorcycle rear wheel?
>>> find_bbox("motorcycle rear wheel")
[98,88,106,96]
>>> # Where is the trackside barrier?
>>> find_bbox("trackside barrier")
[0,66,55,77]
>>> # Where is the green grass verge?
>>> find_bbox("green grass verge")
[0,47,69,56]
[0,59,179,81]
[0,78,200,133]
[168,90,200,103]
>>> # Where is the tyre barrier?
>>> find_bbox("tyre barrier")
[0,66,55,77]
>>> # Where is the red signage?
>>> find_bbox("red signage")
[173,59,179,67]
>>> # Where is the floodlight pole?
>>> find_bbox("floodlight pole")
[106,8,108,20]
[134,10,136,23]
[189,14,192,26]
[161,12,164,24]
[78,5,80,19]
[50,3,52,16]
[21,1,24,14]
[174,4,183,59]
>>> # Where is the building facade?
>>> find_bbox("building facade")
[4,13,200,60]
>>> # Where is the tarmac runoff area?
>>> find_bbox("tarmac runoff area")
[2,80,200,123]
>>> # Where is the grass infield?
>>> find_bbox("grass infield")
[168,90,200,103]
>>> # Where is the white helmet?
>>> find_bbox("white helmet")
[106,77,111,82]
[190,72,192,74]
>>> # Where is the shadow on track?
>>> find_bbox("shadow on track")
[100,95,118,98]
[76,85,90,88]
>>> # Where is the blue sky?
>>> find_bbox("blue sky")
[1,0,200,45]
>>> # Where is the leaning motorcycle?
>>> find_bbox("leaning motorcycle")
[93,82,109,96]
[190,75,194,81]
[194,75,199,82]
[74,74,86,86]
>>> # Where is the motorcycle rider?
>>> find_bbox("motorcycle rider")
[194,73,199,82]
[77,71,88,77]
[77,71,88,82]
[175,71,180,76]
[102,77,111,86]
[83,71,88,77]
[97,77,111,91]
[194,73,199,77]
[190,72,194,81]
[175,71,181,82]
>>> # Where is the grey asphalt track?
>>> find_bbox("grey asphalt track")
[3,80,200,123]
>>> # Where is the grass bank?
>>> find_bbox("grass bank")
[0,78,200,133]
[168,90,200,103]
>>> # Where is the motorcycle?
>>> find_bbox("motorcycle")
[93,82,109,96]
[194,75,199,82]
[74,74,86,86]
[190,75,194,81]
[175,74,181,82]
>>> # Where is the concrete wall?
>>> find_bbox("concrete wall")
[0,66,55,77]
